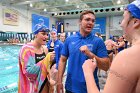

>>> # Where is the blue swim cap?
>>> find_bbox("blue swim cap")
[109,35,113,39]
[50,28,57,33]
[127,0,140,19]
[33,25,50,35]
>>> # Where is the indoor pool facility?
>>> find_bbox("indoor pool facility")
[0,0,137,93]
[0,45,21,93]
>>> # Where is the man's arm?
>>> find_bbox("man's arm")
[57,55,67,83]
[80,45,110,71]
[88,52,110,71]
[57,55,67,93]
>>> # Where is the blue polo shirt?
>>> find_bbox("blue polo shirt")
[47,39,63,69]
[61,32,108,93]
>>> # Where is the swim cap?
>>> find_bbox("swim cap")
[33,25,50,34]
[109,35,113,39]
[50,28,57,34]
[126,0,140,19]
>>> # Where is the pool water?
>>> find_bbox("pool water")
[0,45,21,93]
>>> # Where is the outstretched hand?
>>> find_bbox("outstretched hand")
[82,59,97,75]
[49,64,58,85]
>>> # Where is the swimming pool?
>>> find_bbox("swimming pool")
[0,45,21,93]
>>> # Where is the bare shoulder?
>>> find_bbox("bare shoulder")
[112,46,140,71]
[42,45,48,54]
[103,46,140,93]
[111,46,140,78]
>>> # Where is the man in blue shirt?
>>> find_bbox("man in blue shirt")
[57,10,110,93]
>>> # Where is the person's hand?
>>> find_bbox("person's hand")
[82,59,97,76]
[57,82,64,93]
[79,45,90,56]
[49,64,58,85]
[50,51,55,62]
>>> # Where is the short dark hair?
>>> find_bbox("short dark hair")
[80,10,95,20]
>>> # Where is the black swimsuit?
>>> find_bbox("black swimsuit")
[48,45,56,68]
[48,46,54,52]
[35,49,48,93]
[35,52,46,63]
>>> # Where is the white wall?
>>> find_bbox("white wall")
[0,3,29,33]
[109,16,123,36]
[0,3,57,33]
[64,18,79,32]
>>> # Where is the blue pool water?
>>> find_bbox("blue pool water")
[0,45,21,93]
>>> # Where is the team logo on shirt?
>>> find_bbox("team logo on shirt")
[87,44,93,51]
[55,45,59,47]
[71,42,75,45]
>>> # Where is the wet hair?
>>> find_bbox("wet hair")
[80,10,95,21]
